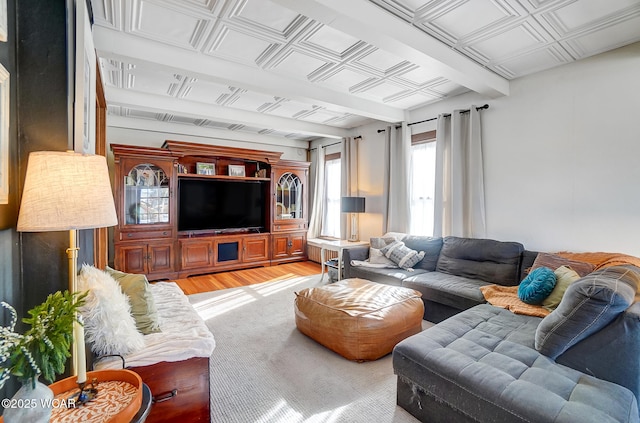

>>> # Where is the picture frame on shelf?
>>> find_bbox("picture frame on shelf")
[228,165,246,177]
[196,162,215,176]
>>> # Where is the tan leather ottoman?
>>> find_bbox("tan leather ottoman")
[294,278,424,361]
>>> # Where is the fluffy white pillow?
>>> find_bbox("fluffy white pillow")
[78,264,145,356]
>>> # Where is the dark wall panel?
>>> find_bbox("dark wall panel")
[16,0,71,311]
[1,0,77,405]
[0,0,22,404]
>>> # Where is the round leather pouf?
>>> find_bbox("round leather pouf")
[518,267,557,305]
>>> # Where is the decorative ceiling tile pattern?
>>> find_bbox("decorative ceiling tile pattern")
[92,0,640,142]
[371,0,640,79]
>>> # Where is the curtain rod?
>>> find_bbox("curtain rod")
[377,104,489,133]
[309,140,340,151]
[309,135,361,151]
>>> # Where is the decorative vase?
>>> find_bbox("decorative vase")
[2,379,54,423]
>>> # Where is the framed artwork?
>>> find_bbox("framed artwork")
[228,165,246,177]
[0,63,9,205]
[73,0,96,154]
[196,162,215,175]
[0,0,6,42]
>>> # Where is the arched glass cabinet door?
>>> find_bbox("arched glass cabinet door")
[276,172,303,219]
[124,163,170,225]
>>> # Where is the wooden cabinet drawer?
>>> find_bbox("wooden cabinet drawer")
[273,222,307,231]
[129,357,210,423]
[120,229,173,241]
[120,230,173,241]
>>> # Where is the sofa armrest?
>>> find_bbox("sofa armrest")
[342,247,370,278]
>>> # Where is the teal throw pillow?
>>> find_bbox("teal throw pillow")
[518,266,557,305]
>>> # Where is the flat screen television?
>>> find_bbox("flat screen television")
[178,178,268,232]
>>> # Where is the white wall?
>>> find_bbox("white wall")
[357,42,640,255]
[353,122,389,242]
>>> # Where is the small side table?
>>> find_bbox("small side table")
[317,239,369,282]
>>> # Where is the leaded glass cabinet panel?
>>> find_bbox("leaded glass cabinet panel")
[276,172,303,220]
[124,163,170,225]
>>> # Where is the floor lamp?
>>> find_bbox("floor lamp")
[341,196,365,242]
[16,151,118,381]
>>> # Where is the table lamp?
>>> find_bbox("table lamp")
[341,196,365,242]
[16,151,117,384]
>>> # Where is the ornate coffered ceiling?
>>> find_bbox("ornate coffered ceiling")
[90,0,640,143]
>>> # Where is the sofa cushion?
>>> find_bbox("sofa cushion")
[380,241,425,270]
[393,304,639,423]
[403,272,488,310]
[517,267,557,305]
[402,236,443,271]
[435,236,524,286]
[346,265,427,286]
[535,265,640,359]
[557,301,640,406]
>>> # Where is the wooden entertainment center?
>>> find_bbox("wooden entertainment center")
[111,140,310,281]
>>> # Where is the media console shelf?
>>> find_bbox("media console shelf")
[111,141,309,280]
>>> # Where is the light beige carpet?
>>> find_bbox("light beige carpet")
[188,274,423,423]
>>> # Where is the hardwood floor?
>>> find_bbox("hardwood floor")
[171,261,322,295]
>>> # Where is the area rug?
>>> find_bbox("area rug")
[188,274,423,423]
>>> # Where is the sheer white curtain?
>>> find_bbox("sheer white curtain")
[433,106,486,238]
[340,137,358,239]
[382,123,411,234]
[307,146,325,239]
[321,158,341,238]
[409,141,437,236]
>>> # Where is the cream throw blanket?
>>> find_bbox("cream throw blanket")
[96,282,216,369]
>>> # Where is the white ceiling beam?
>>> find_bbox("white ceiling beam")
[271,0,509,98]
[106,87,350,139]
[93,26,405,123]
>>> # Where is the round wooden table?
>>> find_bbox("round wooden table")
[48,369,145,423]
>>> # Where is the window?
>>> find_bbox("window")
[409,131,436,236]
[321,154,341,238]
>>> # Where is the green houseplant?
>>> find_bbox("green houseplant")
[1,290,86,422]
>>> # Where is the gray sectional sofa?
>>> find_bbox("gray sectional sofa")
[342,235,640,423]
[343,235,531,322]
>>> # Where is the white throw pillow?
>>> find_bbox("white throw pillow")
[368,248,397,267]
[78,264,145,356]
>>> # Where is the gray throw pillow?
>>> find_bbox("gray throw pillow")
[380,241,425,270]
[535,265,640,359]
